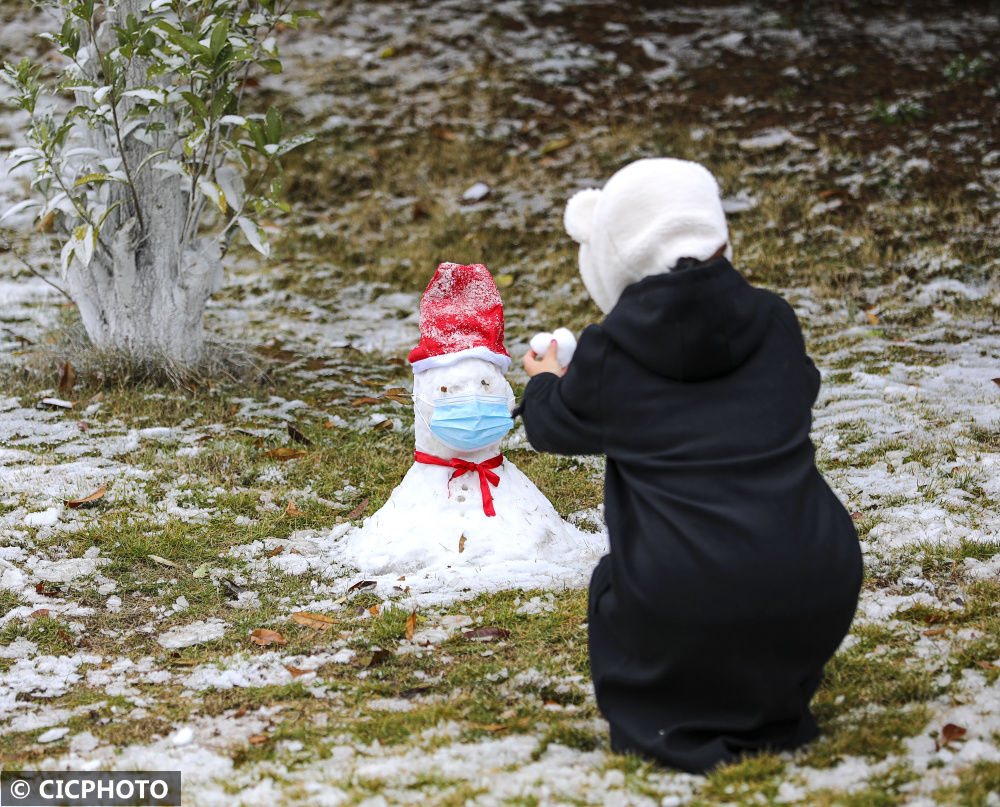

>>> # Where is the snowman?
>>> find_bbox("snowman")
[338,262,603,581]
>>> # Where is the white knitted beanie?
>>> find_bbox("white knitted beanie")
[564,158,732,313]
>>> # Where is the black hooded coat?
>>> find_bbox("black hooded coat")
[520,258,863,774]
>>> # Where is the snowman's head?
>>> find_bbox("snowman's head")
[413,357,515,461]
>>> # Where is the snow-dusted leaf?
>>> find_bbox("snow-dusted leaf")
[93,85,112,105]
[219,114,247,127]
[153,160,189,178]
[124,88,166,103]
[271,133,314,158]
[237,216,269,257]
[198,180,227,213]
[215,164,244,211]
[184,128,207,157]
[0,199,41,222]
[192,563,209,578]
[62,225,95,274]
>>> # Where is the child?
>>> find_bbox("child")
[520,158,863,774]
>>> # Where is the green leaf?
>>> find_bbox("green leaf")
[73,172,120,187]
[246,119,266,152]
[169,30,211,59]
[258,58,282,74]
[270,132,313,157]
[264,107,282,143]
[211,88,234,118]
[210,20,229,59]
[181,91,208,118]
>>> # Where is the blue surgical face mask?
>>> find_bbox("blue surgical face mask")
[423,393,513,451]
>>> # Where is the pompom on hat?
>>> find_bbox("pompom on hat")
[564,157,732,313]
[408,262,512,374]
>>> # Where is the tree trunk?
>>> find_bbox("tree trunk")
[66,0,223,365]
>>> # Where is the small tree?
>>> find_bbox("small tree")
[2,0,316,365]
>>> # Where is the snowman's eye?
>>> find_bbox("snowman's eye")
[481,379,488,387]
[440,386,447,393]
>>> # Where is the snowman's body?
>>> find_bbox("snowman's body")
[340,357,582,576]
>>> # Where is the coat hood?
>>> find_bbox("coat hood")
[601,258,771,381]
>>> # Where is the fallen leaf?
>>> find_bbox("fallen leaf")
[285,666,310,677]
[35,582,61,597]
[368,604,380,616]
[495,273,514,288]
[56,629,74,644]
[40,397,74,409]
[232,707,247,718]
[192,563,209,579]
[367,649,393,667]
[64,484,107,508]
[386,357,405,366]
[266,545,285,558]
[992,378,1000,388]
[290,611,336,629]
[459,534,467,553]
[373,419,394,431]
[248,734,270,745]
[430,126,456,141]
[405,610,417,640]
[865,309,880,326]
[975,661,999,670]
[287,422,312,446]
[249,628,286,647]
[285,498,305,517]
[261,448,307,461]
[463,627,510,642]
[539,137,573,155]
[30,609,50,618]
[58,360,76,395]
[78,421,88,432]
[940,723,967,746]
[37,209,56,233]
[345,498,370,521]
[347,579,377,593]
[148,554,180,568]
[351,397,381,407]
[922,628,947,636]
[397,576,405,581]
[850,511,863,520]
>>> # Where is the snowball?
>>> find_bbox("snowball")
[529,327,577,367]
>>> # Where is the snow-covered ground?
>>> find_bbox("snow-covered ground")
[2,1,1000,804]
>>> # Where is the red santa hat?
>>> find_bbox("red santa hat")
[408,262,511,374]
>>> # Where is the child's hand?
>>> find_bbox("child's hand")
[522,340,564,378]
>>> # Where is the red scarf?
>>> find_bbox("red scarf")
[413,451,503,517]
